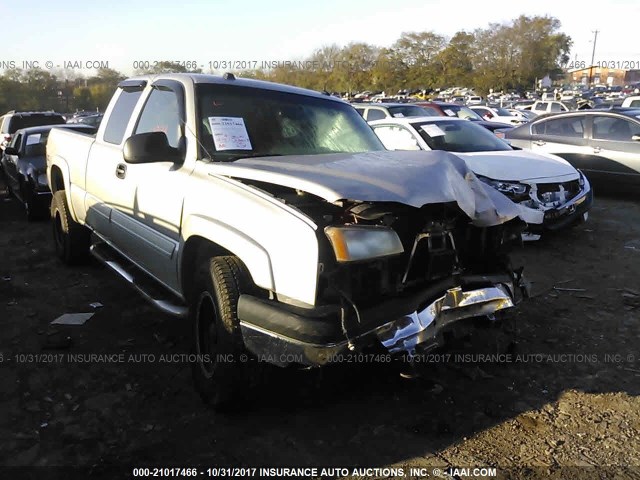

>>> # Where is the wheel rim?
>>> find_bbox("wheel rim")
[53,212,64,254]
[195,291,218,379]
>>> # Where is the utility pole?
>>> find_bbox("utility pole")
[588,30,599,88]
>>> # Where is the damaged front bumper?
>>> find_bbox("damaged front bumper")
[238,273,526,367]
[518,173,593,235]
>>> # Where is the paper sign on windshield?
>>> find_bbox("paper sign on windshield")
[26,134,41,145]
[420,124,446,137]
[208,117,252,151]
[443,109,456,117]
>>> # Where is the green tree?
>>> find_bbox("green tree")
[433,31,474,88]
[392,31,446,88]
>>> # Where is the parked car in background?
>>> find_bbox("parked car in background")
[414,101,514,134]
[466,96,483,105]
[531,100,571,114]
[623,83,640,95]
[369,116,592,238]
[352,102,439,121]
[0,111,66,154]
[67,113,104,128]
[507,108,538,121]
[0,124,96,220]
[469,105,526,125]
[505,108,640,188]
[622,96,640,108]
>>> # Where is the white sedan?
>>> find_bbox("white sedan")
[369,116,593,239]
[469,105,526,125]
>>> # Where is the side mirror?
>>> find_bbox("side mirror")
[4,146,19,156]
[123,132,182,164]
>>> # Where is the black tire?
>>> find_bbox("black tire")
[191,256,253,409]
[50,190,90,265]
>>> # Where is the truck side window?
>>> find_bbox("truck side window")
[103,89,143,145]
[134,88,181,148]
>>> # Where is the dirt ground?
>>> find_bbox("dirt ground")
[1,176,639,480]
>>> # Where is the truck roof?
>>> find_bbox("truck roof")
[123,73,346,104]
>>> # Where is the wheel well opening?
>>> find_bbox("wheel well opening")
[50,166,65,194]
[181,237,232,302]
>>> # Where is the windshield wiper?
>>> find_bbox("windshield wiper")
[222,153,284,162]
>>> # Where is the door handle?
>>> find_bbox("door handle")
[533,140,546,146]
[593,147,601,154]
[115,163,127,179]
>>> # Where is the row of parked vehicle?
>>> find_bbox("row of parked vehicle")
[351,98,640,196]
[0,73,636,408]
[0,110,102,219]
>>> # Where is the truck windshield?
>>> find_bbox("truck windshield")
[196,84,384,160]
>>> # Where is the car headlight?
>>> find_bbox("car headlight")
[324,226,404,262]
[478,176,529,198]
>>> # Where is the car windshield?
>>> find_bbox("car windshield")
[196,84,384,160]
[387,105,434,118]
[24,132,49,156]
[412,119,513,152]
[494,107,514,116]
[438,105,483,120]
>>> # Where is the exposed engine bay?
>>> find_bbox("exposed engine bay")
[238,179,525,316]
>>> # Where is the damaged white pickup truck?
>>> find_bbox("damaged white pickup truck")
[47,73,528,407]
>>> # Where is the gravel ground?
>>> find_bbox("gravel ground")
[1,177,639,480]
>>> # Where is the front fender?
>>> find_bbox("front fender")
[181,214,276,292]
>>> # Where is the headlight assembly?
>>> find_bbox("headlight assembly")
[478,176,529,198]
[324,225,404,263]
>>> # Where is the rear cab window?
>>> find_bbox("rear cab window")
[102,86,144,145]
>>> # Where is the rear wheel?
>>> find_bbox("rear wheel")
[191,256,254,409]
[50,190,90,264]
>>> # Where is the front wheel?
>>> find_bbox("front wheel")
[50,190,90,264]
[191,256,254,409]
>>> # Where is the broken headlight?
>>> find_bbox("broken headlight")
[478,176,529,200]
[578,170,586,187]
[324,225,404,263]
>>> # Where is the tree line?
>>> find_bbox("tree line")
[0,15,570,113]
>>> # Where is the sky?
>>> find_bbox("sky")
[1,0,639,76]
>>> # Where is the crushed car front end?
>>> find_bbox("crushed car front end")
[479,171,593,239]
[234,183,527,366]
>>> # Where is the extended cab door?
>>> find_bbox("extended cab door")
[85,81,146,238]
[85,80,190,294]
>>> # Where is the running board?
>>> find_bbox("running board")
[90,242,188,318]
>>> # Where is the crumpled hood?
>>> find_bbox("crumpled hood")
[206,150,522,227]
[457,150,579,183]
